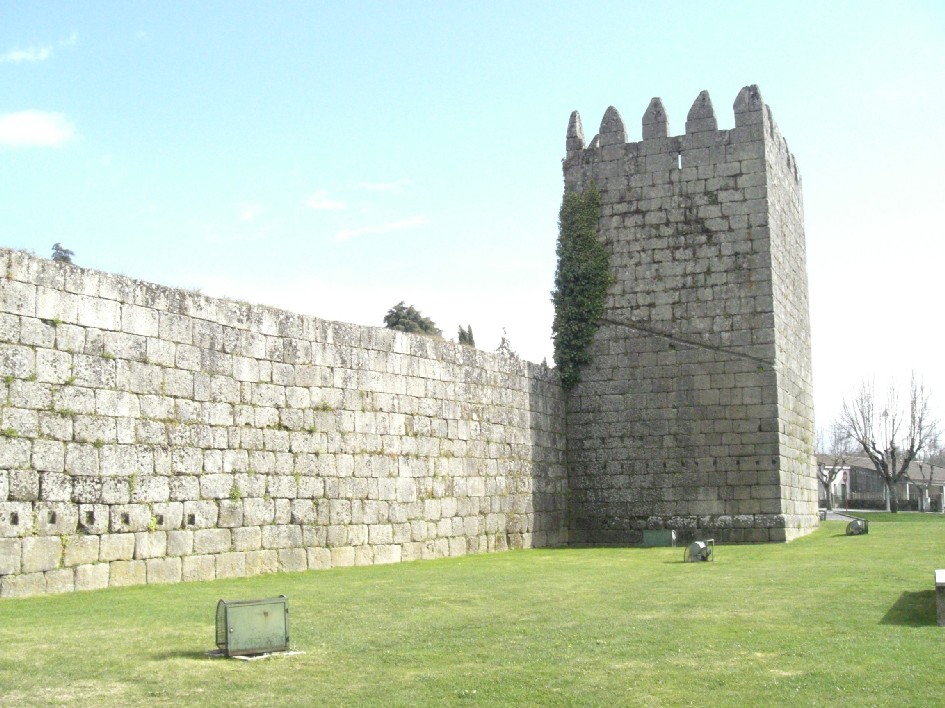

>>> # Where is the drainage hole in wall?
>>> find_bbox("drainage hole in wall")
[156,514,164,526]
[10,512,19,525]
[187,513,196,526]
[85,511,95,526]
[48,511,57,524]
[121,513,130,525]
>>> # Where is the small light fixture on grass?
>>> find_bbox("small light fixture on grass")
[845,518,869,536]
[684,539,714,562]
[215,595,290,657]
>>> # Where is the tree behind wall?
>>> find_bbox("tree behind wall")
[383,302,441,337]
[816,422,853,510]
[840,375,938,512]
[51,243,74,263]
[457,325,475,346]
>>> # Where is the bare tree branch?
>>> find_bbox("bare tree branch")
[840,374,938,512]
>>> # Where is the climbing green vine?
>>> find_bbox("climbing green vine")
[551,184,611,390]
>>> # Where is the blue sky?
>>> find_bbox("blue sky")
[2,1,944,431]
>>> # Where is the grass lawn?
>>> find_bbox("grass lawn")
[1,515,943,706]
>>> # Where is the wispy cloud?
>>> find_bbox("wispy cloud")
[357,180,410,192]
[305,190,346,210]
[0,45,53,64]
[0,111,76,147]
[335,215,429,242]
[0,33,78,64]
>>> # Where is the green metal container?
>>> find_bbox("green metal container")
[215,596,290,657]
[642,529,676,547]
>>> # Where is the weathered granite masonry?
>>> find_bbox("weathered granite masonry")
[562,85,818,543]
[0,250,567,597]
[0,85,818,597]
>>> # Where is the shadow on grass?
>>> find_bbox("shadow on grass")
[151,650,215,661]
[880,590,936,626]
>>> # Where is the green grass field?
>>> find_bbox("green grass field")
[1,515,943,706]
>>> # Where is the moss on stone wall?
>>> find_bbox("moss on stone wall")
[551,184,611,390]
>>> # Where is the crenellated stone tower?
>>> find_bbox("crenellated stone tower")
[563,85,818,543]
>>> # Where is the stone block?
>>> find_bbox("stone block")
[65,444,100,477]
[130,475,169,503]
[110,503,151,533]
[31,502,76,536]
[77,504,109,534]
[374,544,402,565]
[99,533,136,562]
[1,572,45,597]
[44,568,75,594]
[183,500,218,528]
[273,498,292,524]
[3,439,34,475]
[166,529,194,556]
[0,344,35,384]
[33,441,66,474]
[330,546,355,568]
[169,476,200,501]
[146,557,181,584]
[182,554,216,582]
[0,538,22,574]
[22,536,62,572]
[354,546,375,566]
[38,472,72,501]
[200,473,233,499]
[75,563,110,591]
[217,499,243,527]
[193,528,231,554]
[244,549,278,576]
[150,501,183,531]
[232,526,261,551]
[278,548,307,572]
[64,535,100,567]
[109,559,147,587]
[215,552,246,579]
[262,524,302,549]
[9,379,52,408]
[121,303,159,336]
[134,531,167,559]
[243,497,274,526]
[307,547,331,570]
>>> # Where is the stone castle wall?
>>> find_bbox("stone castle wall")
[0,85,818,597]
[0,250,568,597]
[562,86,818,543]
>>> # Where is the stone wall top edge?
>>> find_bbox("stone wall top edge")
[0,248,555,378]
[564,85,797,173]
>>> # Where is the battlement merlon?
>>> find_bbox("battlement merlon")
[564,85,800,182]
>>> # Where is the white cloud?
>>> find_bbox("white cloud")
[304,190,345,210]
[335,215,429,241]
[0,45,53,64]
[0,33,77,64]
[0,111,76,147]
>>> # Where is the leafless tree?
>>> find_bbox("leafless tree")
[912,439,942,512]
[816,422,853,510]
[840,375,937,513]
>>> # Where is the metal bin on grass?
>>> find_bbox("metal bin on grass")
[215,595,290,657]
